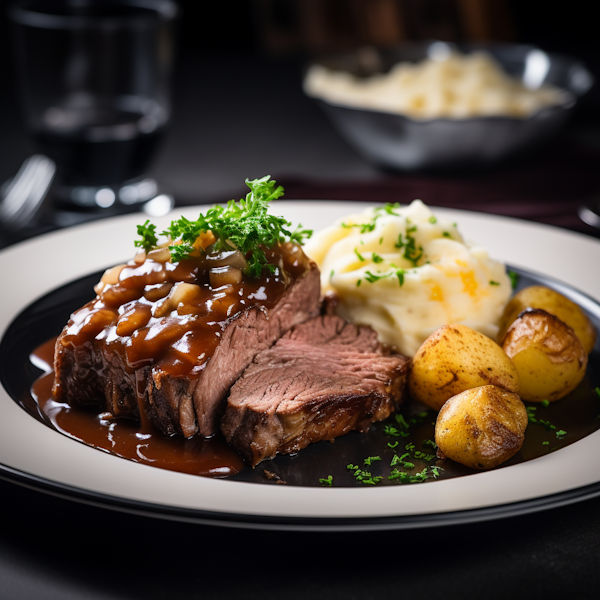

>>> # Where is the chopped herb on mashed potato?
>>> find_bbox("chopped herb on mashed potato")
[304,200,511,356]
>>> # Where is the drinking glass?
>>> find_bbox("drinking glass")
[8,0,178,210]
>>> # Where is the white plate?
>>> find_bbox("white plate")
[1,201,600,531]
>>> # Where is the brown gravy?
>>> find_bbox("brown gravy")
[31,337,244,477]
[31,334,600,486]
[14,261,600,487]
[56,242,310,381]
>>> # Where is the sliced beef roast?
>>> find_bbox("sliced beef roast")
[53,262,321,437]
[150,262,321,436]
[222,315,410,466]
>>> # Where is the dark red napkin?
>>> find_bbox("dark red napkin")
[280,137,600,238]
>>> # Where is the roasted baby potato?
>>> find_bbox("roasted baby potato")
[435,385,528,470]
[502,309,588,402]
[498,285,597,354]
[409,324,520,411]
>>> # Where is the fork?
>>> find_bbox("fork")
[0,155,56,230]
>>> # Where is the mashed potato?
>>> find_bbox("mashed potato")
[304,51,563,119]
[304,200,511,356]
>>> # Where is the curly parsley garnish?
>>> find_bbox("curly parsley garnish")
[134,220,159,253]
[134,176,312,278]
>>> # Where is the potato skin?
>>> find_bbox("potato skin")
[498,286,597,354]
[501,309,588,402]
[409,324,520,411]
[435,385,528,470]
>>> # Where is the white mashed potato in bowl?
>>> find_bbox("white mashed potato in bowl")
[304,50,564,120]
[304,200,511,357]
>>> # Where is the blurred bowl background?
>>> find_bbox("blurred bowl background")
[304,41,594,171]
[1,0,600,207]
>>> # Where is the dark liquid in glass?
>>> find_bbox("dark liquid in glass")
[31,95,168,187]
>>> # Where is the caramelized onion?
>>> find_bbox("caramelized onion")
[153,282,205,318]
[147,246,172,264]
[116,304,152,337]
[205,248,247,270]
[94,264,127,294]
[209,266,243,287]
[143,282,174,302]
[68,240,312,380]
[101,286,143,308]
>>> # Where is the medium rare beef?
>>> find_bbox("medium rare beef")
[53,258,321,438]
[222,315,410,466]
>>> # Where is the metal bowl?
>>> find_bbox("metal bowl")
[304,42,594,171]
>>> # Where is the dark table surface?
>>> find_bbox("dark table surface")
[2,49,600,599]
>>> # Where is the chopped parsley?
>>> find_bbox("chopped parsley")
[526,405,538,424]
[375,202,402,216]
[394,413,409,429]
[319,475,333,487]
[489,280,500,286]
[527,404,567,440]
[411,411,429,423]
[371,252,384,263]
[383,425,400,437]
[430,466,443,478]
[395,414,410,429]
[354,247,365,262]
[340,203,405,239]
[363,268,406,286]
[390,453,408,467]
[364,271,385,284]
[539,419,556,432]
[342,220,377,233]
[347,464,383,486]
[507,269,520,290]
[134,176,312,277]
[414,450,435,461]
[322,411,445,487]
[389,467,430,483]
[395,225,424,267]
